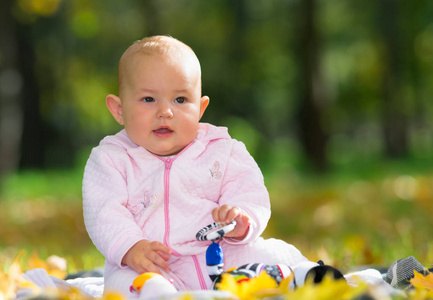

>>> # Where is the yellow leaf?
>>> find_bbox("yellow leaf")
[28,252,48,270]
[27,252,67,279]
[243,272,281,298]
[217,273,240,295]
[0,250,26,300]
[218,271,282,299]
[285,275,366,300]
[100,293,126,300]
[407,287,433,300]
[178,294,195,300]
[410,270,433,291]
[277,273,294,294]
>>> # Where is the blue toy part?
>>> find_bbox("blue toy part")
[206,242,223,265]
[206,242,224,283]
[197,221,236,283]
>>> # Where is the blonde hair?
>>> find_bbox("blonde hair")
[118,36,201,95]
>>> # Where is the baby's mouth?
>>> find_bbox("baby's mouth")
[153,127,173,133]
[153,126,174,137]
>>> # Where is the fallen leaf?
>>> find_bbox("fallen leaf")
[217,271,282,299]
[284,275,366,300]
[0,250,37,300]
[28,252,67,279]
[410,270,433,291]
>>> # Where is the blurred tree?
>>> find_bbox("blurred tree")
[16,23,51,170]
[225,0,250,117]
[379,0,409,158]
[0,0,58,172]
[406,0,433,154]
[16,0,69,169]
[1,0,432,177]
[197,0,253,125]
[294,0,328,171]
[0,0,76,174]
[0,0,23,175]
[137,0,162,36]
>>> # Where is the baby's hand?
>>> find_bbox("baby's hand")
[122,239,172,274]
[212,205,251,240]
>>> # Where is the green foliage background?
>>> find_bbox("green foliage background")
[1,0,433,273]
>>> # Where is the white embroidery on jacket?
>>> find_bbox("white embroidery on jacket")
[209,161,222,180]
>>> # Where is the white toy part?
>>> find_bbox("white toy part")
[289,260,345,289]
[196,221,237,241]
[130,272,177,299]
[277,264,294,280]
[289,261,320,289]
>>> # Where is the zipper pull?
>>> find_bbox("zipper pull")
[165,157,172,169]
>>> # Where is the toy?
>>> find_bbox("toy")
[200,221,345,290]
[130,272,176,299]
[130,221,345,298]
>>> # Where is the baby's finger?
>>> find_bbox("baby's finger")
[211,207,221,223]
[148,250,171,272]
[157,250,170,261]
[150,241,172,256]
[217,205,231,223]
[212,207,222,223]
[225,206,241,223]
[141,259,164,275]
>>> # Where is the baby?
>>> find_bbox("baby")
[82,35,309,296]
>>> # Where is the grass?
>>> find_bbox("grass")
[263,153,433,271]
[0,167,105,273]
[0,153,432,276]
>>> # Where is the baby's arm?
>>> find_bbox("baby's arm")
[216,141,271,243]
[83,146,171,271]
[122,239,172,274]
[211,205,251,240]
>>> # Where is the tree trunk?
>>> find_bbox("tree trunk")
[225,0,251,117]
[0,0,24,175]
[139,0,162,36]
[380,0,409,158]
[16,23,50,170]
[295,0,328,172]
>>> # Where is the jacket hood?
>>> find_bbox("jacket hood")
[196,123,231,143]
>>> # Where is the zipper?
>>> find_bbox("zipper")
[193,255,208,290]
[163,157,180,255]
[154,142,208,288]
[155,142,194,255]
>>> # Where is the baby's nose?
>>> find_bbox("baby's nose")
[157,104,174,119]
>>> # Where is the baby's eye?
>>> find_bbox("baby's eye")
[174,97,186,104]
[142,97,154,103]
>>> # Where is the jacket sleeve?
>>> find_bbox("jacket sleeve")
[218,140,271,244]
[82,146,144,267]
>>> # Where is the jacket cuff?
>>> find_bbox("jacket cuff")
[108,231,144,268]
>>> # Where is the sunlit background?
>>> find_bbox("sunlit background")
[1,0,433,272]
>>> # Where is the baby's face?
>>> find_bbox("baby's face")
[119,53,209,156]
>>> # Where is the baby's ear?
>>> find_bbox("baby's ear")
[199,96,210,120]
[106,94,124,125]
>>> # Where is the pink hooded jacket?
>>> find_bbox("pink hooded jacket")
[83,123,276,290]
